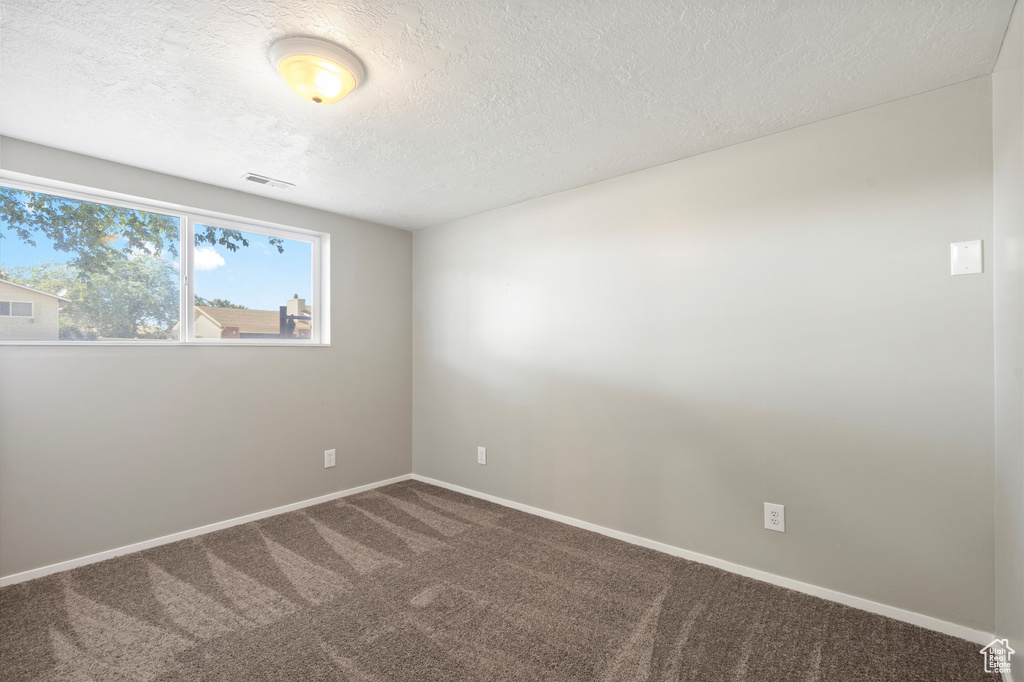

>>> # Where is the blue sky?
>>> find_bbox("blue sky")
[193,225,312,310]
[0,188,312,311]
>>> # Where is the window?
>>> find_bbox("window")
[1,301,33,316]
[0,180,327,344]
[189,223,317,342]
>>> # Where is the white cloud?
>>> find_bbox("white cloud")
[128,241,158,259]
[194,247,225,271]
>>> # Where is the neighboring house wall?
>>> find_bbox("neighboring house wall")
[993,0,1024,659]
[193,312,226,339]
[0,283,60,340]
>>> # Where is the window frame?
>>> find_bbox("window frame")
[0,174,330,346]
[2,301,34,317]
[184,215,322,344]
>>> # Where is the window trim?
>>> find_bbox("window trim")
[10,301,33,317]
[0,301,33,317]
[184,216,322,344]
[0,173,330,346]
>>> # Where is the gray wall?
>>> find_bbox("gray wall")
[0,138,413,578]
[413,78,996,631]
[994,0,1024,655]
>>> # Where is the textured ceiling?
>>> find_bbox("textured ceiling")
[0,1,1016,230]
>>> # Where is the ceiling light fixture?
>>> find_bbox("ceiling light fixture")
[269,37,364,105]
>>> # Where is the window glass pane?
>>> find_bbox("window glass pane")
[193,224,312,341]
[11,302,32,316]
[0,185,181,341]
[0,302,8,315]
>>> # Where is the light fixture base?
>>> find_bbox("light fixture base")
[269,37,365,104]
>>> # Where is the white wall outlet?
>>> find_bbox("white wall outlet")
[324,449,336,468]
[951,240,983,275]
[477,446,486,465]
[764,502,785,532]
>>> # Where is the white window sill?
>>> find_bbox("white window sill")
[0,341,330,347]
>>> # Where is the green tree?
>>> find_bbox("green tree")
[0,185,297,340]
[0,185,294,340]
[0,186,284,275]
[8,256,179,339]
[195,296,247,309]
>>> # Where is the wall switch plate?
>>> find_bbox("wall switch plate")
[764,502,785,532]
[477,446,486,465]
[951,240,983,275]
[324,449,336,468]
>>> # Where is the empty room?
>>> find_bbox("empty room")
[1,1,1022,680]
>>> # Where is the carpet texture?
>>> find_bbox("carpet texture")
[0,480,997,681]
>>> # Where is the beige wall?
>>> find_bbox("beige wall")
[413,78,995,631]
[993,0,1024,656]
[194,311,224,339]
[0,61,1011,642]
[0,283,60,340]
[0,138,413,578]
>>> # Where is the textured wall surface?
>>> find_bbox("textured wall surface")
[993,0,1024,658]
[0,139,413,579]
[0,0,1015,229]
[413,78,996,631]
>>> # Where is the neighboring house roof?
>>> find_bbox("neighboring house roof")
[0,278,71,303]
[134,324,173,339]
[195,305,310,335]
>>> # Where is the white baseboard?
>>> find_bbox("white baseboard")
[412,474,995,646]
[0,474,413,587]
[2,471,1001,653]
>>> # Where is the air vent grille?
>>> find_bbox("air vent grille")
[242,173,294,190]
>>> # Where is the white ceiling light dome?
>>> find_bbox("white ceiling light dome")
[269,37,365,105]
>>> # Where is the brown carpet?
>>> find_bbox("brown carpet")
[0,480,996,681]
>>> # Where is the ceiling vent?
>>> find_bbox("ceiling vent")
[242,173,294,190]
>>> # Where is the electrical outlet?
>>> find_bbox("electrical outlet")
[764,502,785,532]
[477,446,486,465]
[324,449,336,469]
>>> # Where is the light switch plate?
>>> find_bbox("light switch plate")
[951,240,983,275]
